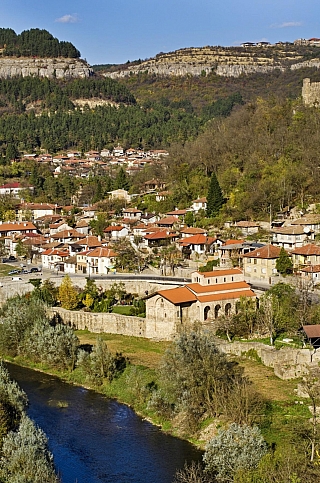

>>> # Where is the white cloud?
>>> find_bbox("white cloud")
[270,21,303,29]
[55,14,79,24]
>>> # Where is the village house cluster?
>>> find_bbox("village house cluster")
[1,193,320,287]
[20,146,169,180]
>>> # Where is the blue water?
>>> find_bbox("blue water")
[6,363,201,483]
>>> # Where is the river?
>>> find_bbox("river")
[6,363,202,483]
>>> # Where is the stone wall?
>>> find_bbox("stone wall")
[50,306,320,378]
[302,78,320,106]
[49,306,174,341]
[0,57,92,79]
[215,339,320,379]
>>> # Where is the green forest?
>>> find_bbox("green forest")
[0,28,80,58]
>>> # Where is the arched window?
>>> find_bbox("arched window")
[214,304,221,319]
[204,306,211,321]
[225,303,232,316]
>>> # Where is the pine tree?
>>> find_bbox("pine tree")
[206,172,224,217]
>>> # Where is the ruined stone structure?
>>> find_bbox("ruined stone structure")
[0,57,92,79]
[302,77,320,106]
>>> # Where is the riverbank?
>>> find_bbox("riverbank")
[2,329,304,453]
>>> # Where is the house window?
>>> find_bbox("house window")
[254,259,257,264]
[247,258,251,263]
[208,280,210,284]
[224,277,226,282]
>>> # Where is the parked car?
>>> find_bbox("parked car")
[8,269,21,275]
[29,267,40,273]
[11,277,22,281]
[2,256,17,263]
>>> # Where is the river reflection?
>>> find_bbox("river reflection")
[6,363,201,483]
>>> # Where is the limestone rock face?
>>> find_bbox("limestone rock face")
[104,58,320,79]
[0,57,93,79]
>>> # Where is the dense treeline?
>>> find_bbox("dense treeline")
[0,102,203,154]
[0,28,80,58]
[163,97,320,219]
[0,76,136,115]
[118,67,320,113]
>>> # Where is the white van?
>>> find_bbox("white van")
[12,277,22,281]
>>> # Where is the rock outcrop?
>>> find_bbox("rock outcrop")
[0,57,92,79]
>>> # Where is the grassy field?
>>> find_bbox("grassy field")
[76,330,297,395]
[75,330,170,369]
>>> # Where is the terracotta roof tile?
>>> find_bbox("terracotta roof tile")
[198,290,256,303]
[291,244,320,256]
[243,244,282,259]
[157,287,197,304]
[194,268,243,278]
[187,281,251,294]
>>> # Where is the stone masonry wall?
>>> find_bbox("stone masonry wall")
[302,77,320,106]
[50,307,320,377]
[215,339,320,379]
[49,306,174,341]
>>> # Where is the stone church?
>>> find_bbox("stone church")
[145,268,257,339]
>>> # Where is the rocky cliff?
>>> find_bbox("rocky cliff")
[103,45,320,79]
[0,57,93,79]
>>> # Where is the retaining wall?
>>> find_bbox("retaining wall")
[49,307,320,378]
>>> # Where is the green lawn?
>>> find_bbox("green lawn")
[112,305,133,315]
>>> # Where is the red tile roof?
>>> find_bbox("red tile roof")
[198,290,256,303]
[194,268,243,278]
[291,244,320,256]
[179,234,216,246]
[87,247,117,258]
[157,287,198,304]
[243,244,282,259]
[187,281,251,294]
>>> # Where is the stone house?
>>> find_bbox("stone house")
[242,244,282,281]
[122,208,142,220]
[234,221,260,236]
[145,268,256,339]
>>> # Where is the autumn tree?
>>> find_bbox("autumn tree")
[58,275,78,310]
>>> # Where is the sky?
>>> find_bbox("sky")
[1,0,320,66]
